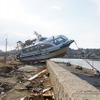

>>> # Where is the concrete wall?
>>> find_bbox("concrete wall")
[47,60,100,100]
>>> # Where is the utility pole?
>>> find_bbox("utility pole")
[5,38,7,63]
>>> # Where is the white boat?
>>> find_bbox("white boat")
[16,32,74,63]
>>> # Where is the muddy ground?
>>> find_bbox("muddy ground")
[0,62,54,100]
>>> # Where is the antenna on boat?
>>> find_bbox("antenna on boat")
[34,31,42,40]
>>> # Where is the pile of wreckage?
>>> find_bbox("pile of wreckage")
[0,63,55,100]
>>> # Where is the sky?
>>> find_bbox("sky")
[0,0,100,51]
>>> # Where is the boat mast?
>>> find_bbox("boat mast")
[34,31,41,50]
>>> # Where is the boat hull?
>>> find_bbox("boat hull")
[19,46,68,63]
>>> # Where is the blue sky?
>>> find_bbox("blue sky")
[0,0,100,51]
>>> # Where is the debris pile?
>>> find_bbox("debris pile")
[19,69,54,100]
[0,64,55,100]
[0,82,13,94]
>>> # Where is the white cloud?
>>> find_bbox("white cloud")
[0,0,46,27]
[0,0,24,20]
[0,0,59,33]
[92,0,100,13]
[52,6,62,10]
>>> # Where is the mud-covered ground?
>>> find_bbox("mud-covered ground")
[0,62,54,100]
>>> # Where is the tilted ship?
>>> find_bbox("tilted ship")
[16,32,74,63]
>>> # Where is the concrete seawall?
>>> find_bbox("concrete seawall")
[47,60,100,100]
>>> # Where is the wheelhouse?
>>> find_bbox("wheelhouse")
[44,35,69,45]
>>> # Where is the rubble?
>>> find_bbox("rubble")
[0,62,55,100]
[0,82,13,94]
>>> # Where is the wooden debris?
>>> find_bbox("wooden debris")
[28,69,47,81]
[42,87,52,93]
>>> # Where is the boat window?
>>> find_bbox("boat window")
[52,37,66,45]
[29,47,33,52]
[22,46,38,53]
[26,48,30,52]
[31,46,38,52]
[40,44,53,49]
[52,39,60,45]
[22,48,30,53]
[22,49,25,53]
[57,37,66,43]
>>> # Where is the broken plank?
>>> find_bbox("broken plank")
[28,69,47,81]
[42,87,52,93]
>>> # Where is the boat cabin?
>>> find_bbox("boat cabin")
[44,35,69,45]
[20,35,69,54]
